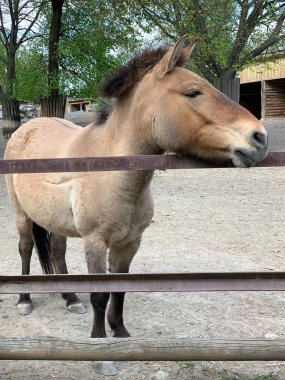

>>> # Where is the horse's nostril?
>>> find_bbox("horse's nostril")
[251,131,267,148]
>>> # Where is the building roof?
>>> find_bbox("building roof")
[239,56,285,84]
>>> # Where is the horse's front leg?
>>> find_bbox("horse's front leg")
[49,233,86,314]
[108,237,141,337]
[83,236,109,338]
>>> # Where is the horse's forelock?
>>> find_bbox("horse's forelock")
[101,45,183,99]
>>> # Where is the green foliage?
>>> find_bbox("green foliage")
[14,45,48,101]
[12,0,145,101]
[57,1,135,98]
[3,0,284,102]
[132,0,285,81]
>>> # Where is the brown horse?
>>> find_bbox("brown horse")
[5,36,267,338]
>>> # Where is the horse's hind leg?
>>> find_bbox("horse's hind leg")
[17,217,34,315]
[6,176,34,315]
[107,237,141,337]
[49,233,86,314]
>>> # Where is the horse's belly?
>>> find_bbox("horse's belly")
[13,174,80,237]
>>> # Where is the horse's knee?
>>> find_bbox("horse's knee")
[90,292,110,311]
[19,240,33,255]
[109,238,141,273]
[83,236,107,274]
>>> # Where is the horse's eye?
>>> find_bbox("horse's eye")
[186,90,202,98]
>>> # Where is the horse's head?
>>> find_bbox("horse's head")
[101,36,267,167]
[140,36,268,167]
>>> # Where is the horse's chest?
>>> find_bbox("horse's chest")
[104,195,154,247]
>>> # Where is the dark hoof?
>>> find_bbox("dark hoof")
[113,326,131,338]
[67,302,86,314]
[18,302,32,315]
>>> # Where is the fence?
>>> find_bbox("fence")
[1,153,285,362]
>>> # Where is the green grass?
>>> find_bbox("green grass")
[219,374,277,380]
[179,362,277,380]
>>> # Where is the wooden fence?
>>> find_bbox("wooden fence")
[1,153,285,362]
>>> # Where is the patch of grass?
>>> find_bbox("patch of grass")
[219,374,277,380]
[179,361,195,369]
[179,362,277,380]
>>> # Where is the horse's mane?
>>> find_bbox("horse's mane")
[101,46,168,99]
[95,101,113,125]
[96,44,187,124]
[101,44,188,99]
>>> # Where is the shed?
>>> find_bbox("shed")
[239,55,285,119]
[66,99,91,113]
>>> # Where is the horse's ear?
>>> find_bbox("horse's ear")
[181,39,197,65]
[155,35,187,78]
[155,35,196,79]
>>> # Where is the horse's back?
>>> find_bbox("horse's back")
[4,117,81,159]
[4,117,84,237]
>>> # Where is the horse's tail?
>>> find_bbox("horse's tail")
[32,222,54,274]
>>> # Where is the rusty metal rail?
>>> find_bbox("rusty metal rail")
[1,272,285,294]
[1,152,285,174]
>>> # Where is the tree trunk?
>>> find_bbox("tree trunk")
[48,0,64,98]
[40,95,66,118]
[39,0,65,118]
[1,98,21,139]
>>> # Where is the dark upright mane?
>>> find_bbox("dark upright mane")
[95,101,113,125]
[101,44,187,99]
[101,46,168,99]
[96,44,188,124]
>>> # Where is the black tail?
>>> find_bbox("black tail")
[32,222,54,274]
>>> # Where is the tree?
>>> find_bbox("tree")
[40,0,142,115]
[0,0,46,137]
[57,0,142,99]
[135,0,285,92]
[39,0,66,117]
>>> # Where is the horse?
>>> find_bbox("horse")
[4,36,268,338]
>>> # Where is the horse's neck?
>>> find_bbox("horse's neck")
[99,105,160,202]
[104,100,162,156]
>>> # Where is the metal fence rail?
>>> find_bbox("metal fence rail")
[1,152,285,174]
[2,272,285,294]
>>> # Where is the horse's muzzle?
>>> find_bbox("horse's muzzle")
[232,130,268,168]
[250,130,268,151]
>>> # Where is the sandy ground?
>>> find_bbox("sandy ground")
[1,120,285,379]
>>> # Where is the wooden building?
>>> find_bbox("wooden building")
[65,99,91,113]
[239,55,285,119]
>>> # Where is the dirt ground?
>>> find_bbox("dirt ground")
[1,121,285,379]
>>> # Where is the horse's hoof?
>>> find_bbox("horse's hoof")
[112,325,131,338]
[67,302,86,314]
[95,361,118,376]
[18,303,32,315]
